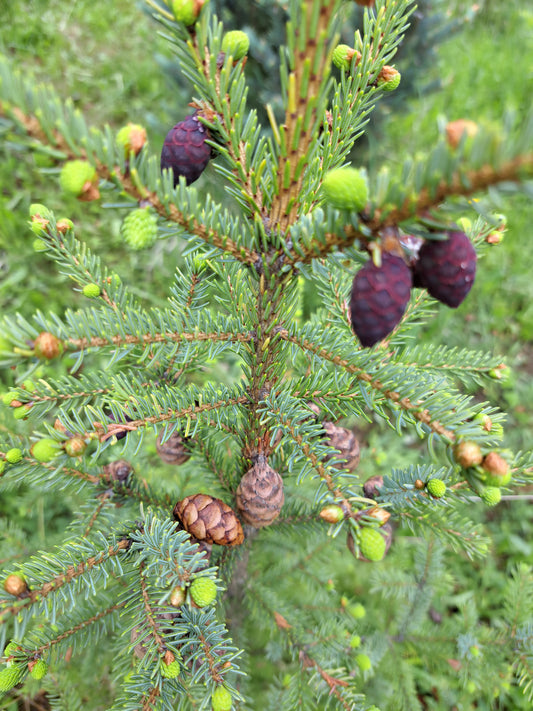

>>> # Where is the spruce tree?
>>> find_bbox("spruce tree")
[1,1,533,709]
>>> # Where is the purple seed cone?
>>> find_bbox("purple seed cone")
[350,253,413,347]
[413,231,477,308]
[160,112,211,186]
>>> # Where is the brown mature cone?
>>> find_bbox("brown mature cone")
[322,422,360,471]
[102,459,133,483]
[236,458,284,528]
[156,431,191,465]
[173,493,244,546]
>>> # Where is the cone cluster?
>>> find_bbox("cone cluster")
[350,230,477,347]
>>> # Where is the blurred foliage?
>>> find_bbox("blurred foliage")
[0,1,532,708]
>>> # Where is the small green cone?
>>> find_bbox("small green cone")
[355,653,372,672]
[189,577,217,607]
[59,160,97,196]
[5,448,23,464]
[322,168,368,212]
[160,659,180,679]
[82,283,101,299]
[172,0,199,25]
[30,438,62,463]
[480,486,501,507]
[0,664,25,691]
[426,479,446,498]
[222,31,250,60]
[358,528,386,562]
[212,685,233,711]
[29,659,48,680]
[121,208,158,250]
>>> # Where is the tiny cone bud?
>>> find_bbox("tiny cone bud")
[64,437,87,458]
[426,479,446,498]
[414,479,425,490]
[364,506,391,525]
[356,653,372,671]
[453,440,483,469]
[56,218,74,234]
[319,504,345,524]
[482,452,511,486]
[212,685,233,711]
[5,448,23,464]
[170,586,186,607]
[221,30,250,61]
[3,574,28,596]
[445,119,478,149]
[33,332,63,360]
[30,437,62,462]
[116,123,147,156]
[377,66,401,91]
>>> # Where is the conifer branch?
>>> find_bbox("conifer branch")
[368,153,533,230]
[278,329,456,440]
[0,538,130,623]
[0,102,259,266]
[139,564,166,655]
[264,600,352,710]
[82,493,114,538]
[33,601,124,656]
[92,394,249,442]
[272,0,340,230]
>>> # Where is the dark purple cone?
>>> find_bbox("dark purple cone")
[413,231,477,308]
[160,112,211,186]
[350,253,412,347]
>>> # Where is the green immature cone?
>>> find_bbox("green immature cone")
[160,659,180,679]
[358,527,386,562]
[189,576,217,607]
[480,486,501,507]
[426,479,446,498]
[332,44,358,71]
[59,160,97,196]
[222,31,250,61]
[0,664,25,692]
[212,685,233,711]
[121,208,158,250]
[30,438,62,463]
[322,168,369,212]
[82,283,101,298]
[355,653,372,672]
[29,659,48,680]
[5,448,23,464]
[172,0,205,26]
[377,66,401,91]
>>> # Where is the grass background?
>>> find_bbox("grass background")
[0,0,532,708]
